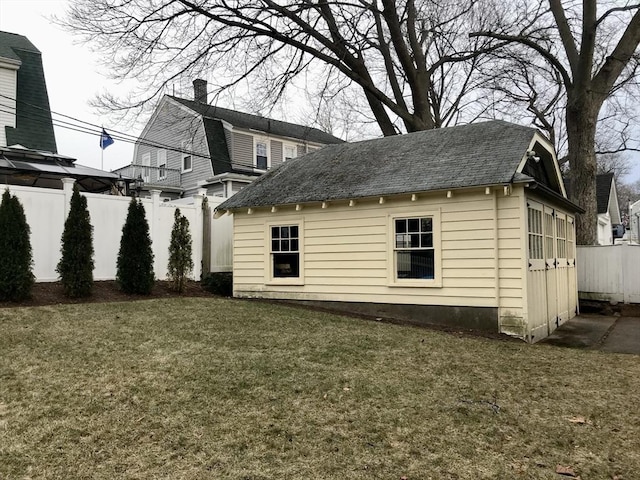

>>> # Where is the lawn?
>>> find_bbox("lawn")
[1,298,638,479]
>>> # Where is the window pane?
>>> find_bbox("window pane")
[395,219,406,233]
[421,218,432,232]
[290,239,299,252]
[273,253,300,278]
[281,226,289,238]
[272,240,280,252]
[421,233,433,248]
[408,218,419,232]
[396,234,407,249]
[281,240,290,251]
[256,142,267,156]
[410,233,420,248]
[397,250,434,279]
[290,226,298,238]
[272,227,280,239]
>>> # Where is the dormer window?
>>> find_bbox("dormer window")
[256,141,268,170]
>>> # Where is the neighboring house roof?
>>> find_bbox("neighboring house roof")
[218,120,557,211]
[596,172,615,215]
[565,172,615,215]
[202,117,233,174]
[0,31,57,153]
[169,96,344,145]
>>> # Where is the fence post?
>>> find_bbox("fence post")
[192,189,206,280]
[61,177,75,219]
[149,190,161,279]
[202,197,211,276]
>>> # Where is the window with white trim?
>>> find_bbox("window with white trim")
[556,216,567,259]
[256,141,268,170]
[157,149,167,180]
[567,217,575,261]
[271,225,299,278]
[181,141,192,172]
[394,217,435,279]
[527,205,543,260]
[140,152,151,183]
[283,144,297,162]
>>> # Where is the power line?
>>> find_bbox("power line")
[0,93,265,171]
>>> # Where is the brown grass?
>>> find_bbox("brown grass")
[1,298,639,479]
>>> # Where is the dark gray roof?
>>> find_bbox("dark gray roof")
[218,120,539,210]
[0,146,119,192]
[0,31,57,153]
[596,173,614,215]
[565,172,613,215]
[169,96,344,145]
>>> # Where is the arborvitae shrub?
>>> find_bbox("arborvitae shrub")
[56,184,94,297]
[116,197,154,294]
[201,272,233,297]
[0,189,34,301]
[167,208,193,293]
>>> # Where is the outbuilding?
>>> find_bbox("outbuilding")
[216,120,583,342]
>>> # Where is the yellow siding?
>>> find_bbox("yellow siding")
[233,190,515,309]
[496,189,527,337]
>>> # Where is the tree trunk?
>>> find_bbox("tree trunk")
[566,92,598,245]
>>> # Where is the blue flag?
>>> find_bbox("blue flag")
[100,128,114,149]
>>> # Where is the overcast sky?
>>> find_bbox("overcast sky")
[1,0,639,184]
[0,0,135,171]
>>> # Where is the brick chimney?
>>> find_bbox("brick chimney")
[193,79,208,104]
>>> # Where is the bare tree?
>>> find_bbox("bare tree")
[60,0,502,137]
[471,0,640,244]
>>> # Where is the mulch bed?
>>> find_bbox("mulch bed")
[0,280,213,309]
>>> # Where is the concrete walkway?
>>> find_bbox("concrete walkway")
[540,314,640,354]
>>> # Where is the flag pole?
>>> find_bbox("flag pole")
[101,125,104,171]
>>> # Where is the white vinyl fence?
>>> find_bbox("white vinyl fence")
[577,244,640,303]
[5,179,232,282]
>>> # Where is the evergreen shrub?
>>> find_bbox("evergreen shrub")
[0,189,34,301]
[167,208,193,293]
[57,184,94,297]
[116,197,154,294]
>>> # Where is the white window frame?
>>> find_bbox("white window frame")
[157,149,167,180]
[527,201,545,271]
[264,219,304,286]
[387,210,442,288]
[254,138,270,170]
[140,152,151,183]
[283,143,297,162]
[181,141,193,173]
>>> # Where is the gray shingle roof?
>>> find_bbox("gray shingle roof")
[169,96,344,146]
[564,172,613,215]
[0,31,57,153]
[218,120,538,210]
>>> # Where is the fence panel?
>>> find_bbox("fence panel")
[2,180,224,282]
[577,244,640,303]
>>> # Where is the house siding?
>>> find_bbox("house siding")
[135,100,212,191]
[0,66,17,147]
[233,190,508,310]
[232,132,254,170]
[496,188,527,337]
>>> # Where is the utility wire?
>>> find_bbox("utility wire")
[0,93,273,170]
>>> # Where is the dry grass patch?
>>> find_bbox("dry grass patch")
[1,298,639,479]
